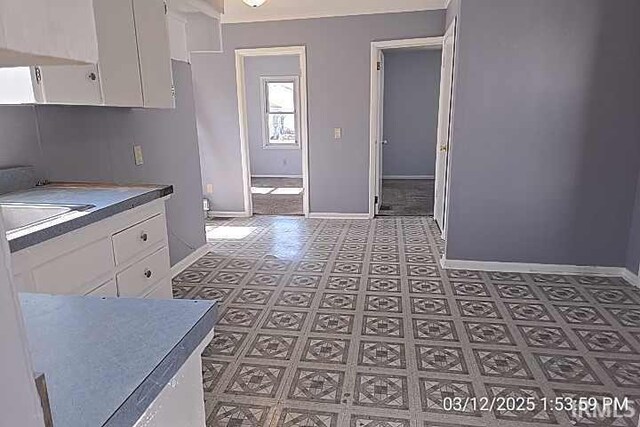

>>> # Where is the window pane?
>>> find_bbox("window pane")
[268,113,296,144]
[267,82,295,113]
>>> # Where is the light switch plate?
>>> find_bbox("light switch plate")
[334,128,342,139]
[133,145,144,166]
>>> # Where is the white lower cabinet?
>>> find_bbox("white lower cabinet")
[87,279,118,297]
[117,246,170,297]
[12,199,173,299]
[133,328,214,427]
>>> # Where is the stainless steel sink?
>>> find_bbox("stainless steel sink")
[0,203,94,233]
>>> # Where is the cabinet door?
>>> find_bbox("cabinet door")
[0,0,98,66]
[93,0,143,107]
[32,238,114,295]
[87,279,118,297]
[37,64,103,105]
[133,0,175,108]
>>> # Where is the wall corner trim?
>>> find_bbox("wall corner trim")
[308,213,371,220]
[171,244,210,277]
[621,268,640,289]
[440,257,640,288]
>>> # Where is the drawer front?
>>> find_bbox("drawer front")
[112,214,167,265]
[144,278,173,300]
[33,238,114,295]
[87,279,118,297]
[117,246,170,297]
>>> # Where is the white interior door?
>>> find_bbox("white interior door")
[434,18,457,233]
[374,50,385,214]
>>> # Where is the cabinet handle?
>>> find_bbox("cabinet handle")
[144,269,152,279]
[140,232,148,242]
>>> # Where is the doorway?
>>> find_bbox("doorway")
[369,21,457,234]
[378,47,441,216]
[235,46,310,217]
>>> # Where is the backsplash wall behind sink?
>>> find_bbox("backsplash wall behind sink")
[0,167,38,195]
[0,61,206,266]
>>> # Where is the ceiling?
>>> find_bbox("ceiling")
[221,0,448,24]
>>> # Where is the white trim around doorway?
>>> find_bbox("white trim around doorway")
[368,37,444,220]
[235,46,310,217]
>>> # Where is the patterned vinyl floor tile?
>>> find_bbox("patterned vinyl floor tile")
[171,216,640,427]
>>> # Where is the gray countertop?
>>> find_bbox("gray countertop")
[0,183,173,252]
[20,293,217,427]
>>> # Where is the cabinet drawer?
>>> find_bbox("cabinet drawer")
[87,279,118,297]
[112,214,167,265]
[117,246,170,297]
[33,238,114,295]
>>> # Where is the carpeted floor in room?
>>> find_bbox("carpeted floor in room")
[379,179,434,216]
[251,177,304,216]
[173,215,640,427]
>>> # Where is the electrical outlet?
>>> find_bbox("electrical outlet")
[133,145,144,166]
[334,128,342,139]
[206,184,214,194]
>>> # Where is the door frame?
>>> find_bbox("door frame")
[235,46,310,217]
[368,37,443,219]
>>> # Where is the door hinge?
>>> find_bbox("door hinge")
[375,196,379,204]
[34,67,42,84]
[164,1,168,14]
[376,61,382,71]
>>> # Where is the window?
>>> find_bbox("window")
[261,76,300,148]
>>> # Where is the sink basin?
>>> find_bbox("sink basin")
[0,203,94,233]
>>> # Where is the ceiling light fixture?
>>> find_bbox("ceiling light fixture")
[243,0,267,7]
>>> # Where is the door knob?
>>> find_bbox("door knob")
[382,140,389,145]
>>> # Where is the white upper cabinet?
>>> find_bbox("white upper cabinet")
[134,0,175,109]
[37,64,103,105]
[0,0,174,108]
[0,0,98,66]
[166,0,224,18]
[93,0,144,107]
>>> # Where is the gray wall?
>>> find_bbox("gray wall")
[245,55,302,177]
[625,171,640,272]
[0,106,43,175]
[382,49,440,177]
[445,0,640,267]
[192,11,445,213]
[0,61,206,266]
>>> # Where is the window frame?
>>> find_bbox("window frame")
[260,75,301,149]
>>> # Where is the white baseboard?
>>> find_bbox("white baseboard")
[621,268,639,288]
[383,175,434,180]
[308,213,371,220]
[440,257,639,288]
[208,211,251,218]
[251,175,303,179]
[171,244,210,277]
